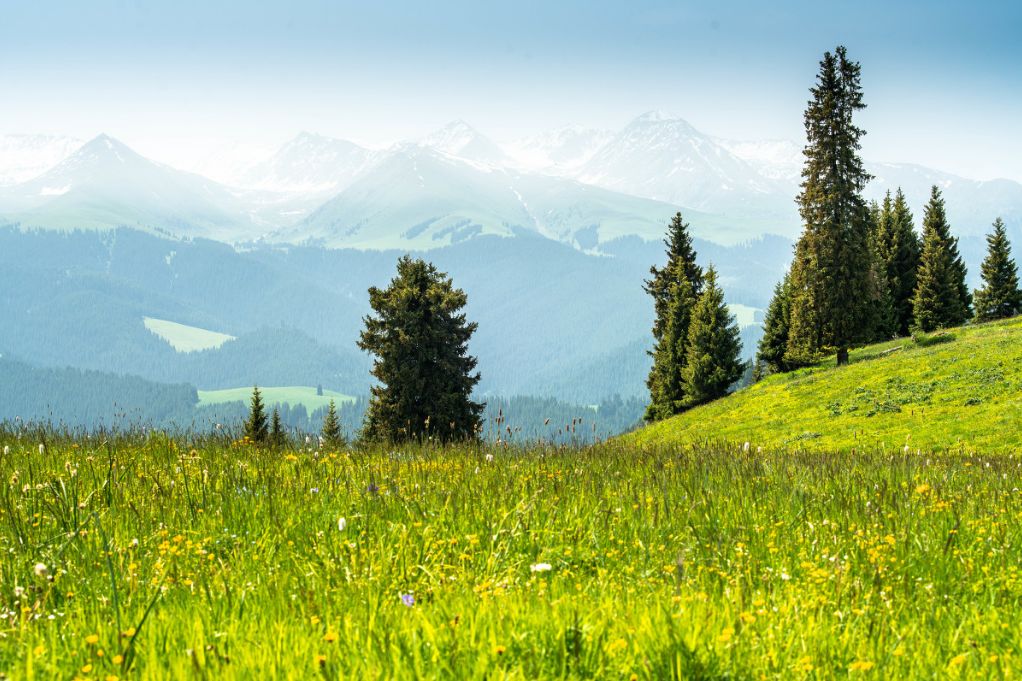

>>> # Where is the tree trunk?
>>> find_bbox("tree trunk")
[837,347,849,366]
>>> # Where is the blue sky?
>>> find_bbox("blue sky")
[2,0,1020,180]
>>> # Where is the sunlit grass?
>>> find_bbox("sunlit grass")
[2,434,1021,678]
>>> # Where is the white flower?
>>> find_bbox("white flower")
[742,442,750,452]
[38,444,45,455]
[780,571,791,581]
[3,445,9,456]
[33,563,48,578]
[13,586,24,598]
[485,453,494,462]
[530,562,552,573]
[337,517,347,532]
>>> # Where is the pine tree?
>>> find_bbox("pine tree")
[269,407,286,448]
[321,399,343,448]
[887,189,922,335]
[244,386,268,444]
[681,266,744,407]
[644,271,696,421]
[912,186,972,331]
[644,212,703,421]
[785,46,874,367]
[358,256,484,443]
[973,218,1022,321]
[756,274,792,377]
[866,197,897,341]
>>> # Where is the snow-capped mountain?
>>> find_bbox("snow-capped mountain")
[504,126,615,173]
[419,120,511,166]
[0,134,83,186]
[572,112,797,230]
[237,132,379,194]
[0,135,255,239]
[718,138,803,183]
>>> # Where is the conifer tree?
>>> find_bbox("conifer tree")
[321,399,343,447]
[866,198,897,341]
[973,218,1022,321]
[681,266,744,407]
[244,386,268,444]
[644,271,696,420]
[644,212,703,421]
[358,256,483,443]
[270,407,285,448]
[912,186,972,331]
[887,189,922,335]
[756,274,792,377]
[785,46,873,367]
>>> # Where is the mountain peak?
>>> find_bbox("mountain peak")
[420,120,509,165]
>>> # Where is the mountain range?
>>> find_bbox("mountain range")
[2,114,1020,251]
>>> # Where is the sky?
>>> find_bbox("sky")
[2,0,1021,181]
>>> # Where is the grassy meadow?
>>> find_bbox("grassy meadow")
[629,315,1022,453]
[196,386,356,412]
[2,433,1021,678]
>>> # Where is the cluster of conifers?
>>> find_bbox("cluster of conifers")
[755,45,1022,379]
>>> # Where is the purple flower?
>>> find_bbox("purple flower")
[367,482,379,494]
[400,593,415,607]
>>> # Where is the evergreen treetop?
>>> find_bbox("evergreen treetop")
[756,274,792,377]
[321,399,343,447]
[681,266,744,407]
[912,186,971,332]
[244,386,269,444]
[644,212,703,342]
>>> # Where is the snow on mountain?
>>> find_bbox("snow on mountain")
[718,138,803,183]
[0,135,256,240]
[504,126,614,173]
[237,132,379,194]
[0,134,83,185]
[572,112,797,230]
[419,120,512,166]
[273,143,761,251]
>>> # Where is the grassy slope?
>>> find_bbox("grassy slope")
[628,316,1022,453]
[143,317,235,352]
[197,385,355,411]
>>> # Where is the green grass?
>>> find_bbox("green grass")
[1,436,1020,678]
[143,317,235,353]
[196,386,355,411]
[628,316,1022,453]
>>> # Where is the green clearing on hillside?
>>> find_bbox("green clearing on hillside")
[197,385,356,412]
[143,316,235,352]
[628,316,1022,453]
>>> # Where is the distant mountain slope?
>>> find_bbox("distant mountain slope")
[0,135,256,240]
[626,316,1022,453]
[238,132,379,194]
[419,120,512,166]
[504,126,614,173]
[0,134,82,185]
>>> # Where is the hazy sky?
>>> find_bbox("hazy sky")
[2,0,1021,180]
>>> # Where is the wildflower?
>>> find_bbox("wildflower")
[85,634,100,645]
[315,654,327,667]
[400,593,415,607]
[848,660,875,672]
[337,517,347,532]
[367,482,379,494]
[310,487,319,494]
[323,631,339,643]
[530,562,552,573]
[112,654,124,665]
[38,444,45,455]
[494,645,506,655]
[743,442,750,452]
[607,638,627,654]
[717,627,734,643]
[948,653,968,669]
[33,644,45,657]
[33,563,48,579]
[81,664,93,673]
[2,445,8,456]
[485,453,494,462]
[14,586,25,598]
[915,483,931,495]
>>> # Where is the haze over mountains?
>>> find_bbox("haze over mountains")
[2,112,1020,251]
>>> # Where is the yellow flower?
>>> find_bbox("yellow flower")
[81,664,94,673]
[848,660,875,672]
[717,627,734,644]
[989,654,999,663]
[314,654,327,666]
[948,653,968,668]
[915,483,931,495]
[794,656,813,672]
[310,615,321,626]
[740,612,756,624]
[494,645,507,655]
[607,638,627,654]
[85,634,100,645]
[33,645,45,657]
[323,631,339,643]
[892,645,905,657]
[112,654,124,665]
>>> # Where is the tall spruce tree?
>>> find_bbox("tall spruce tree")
[321,399,343,447]
[973,217,1022,321]
[681,266,744,407]
[644,212,703,421]
[269,407,285,448]
[756,273,792,377]
[866,197,897,342]
[358,256,484,443]
[785,46,874,367]
[887,189,922,335]
[244,386,268,444]
[912,186,972,331]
